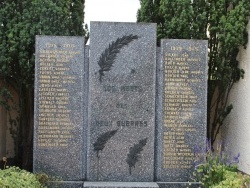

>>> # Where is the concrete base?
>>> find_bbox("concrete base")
[157,182,202,188]
[84,182,159,188]
[46,181,202,188]
[47,181,84,188]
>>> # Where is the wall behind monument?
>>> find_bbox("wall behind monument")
[0,81,7,160]
[0,81,17,161]
[222,22,250,175]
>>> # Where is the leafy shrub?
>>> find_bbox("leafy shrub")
[0,166,47,188]
[192,141,250,187]
[35,173,50,186]
[212,170,250,188]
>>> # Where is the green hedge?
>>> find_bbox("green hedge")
[0,167,47,188]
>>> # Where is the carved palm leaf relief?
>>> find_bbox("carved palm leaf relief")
[126,138,148,175]
[93,129,118,158]
[98,34,139,82]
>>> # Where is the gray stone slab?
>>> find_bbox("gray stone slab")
[87,22,156,181]
[83,45,90,178]
[155,39,208,182]
[33,36,86,180]
[84,182,159,188]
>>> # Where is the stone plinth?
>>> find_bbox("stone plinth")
[47,181,84,188]
[84,182,159,188]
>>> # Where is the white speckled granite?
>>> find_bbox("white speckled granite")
[155,39,208,183]
[87,22,156,182]
[33,36,86,182]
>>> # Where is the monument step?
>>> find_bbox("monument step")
[84,182,159,188]
[47,181,84,188]
[157,182,202,188]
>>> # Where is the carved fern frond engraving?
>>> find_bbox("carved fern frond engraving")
[93,129,118,158]
[126,138,148,175]
[98,34,139,82]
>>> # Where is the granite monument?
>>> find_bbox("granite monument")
[33,22,208,188]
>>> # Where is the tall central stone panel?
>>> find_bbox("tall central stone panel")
[87,22,156,182]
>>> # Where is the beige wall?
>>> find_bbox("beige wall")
[0,81,16,159]
[222,22,250,175]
